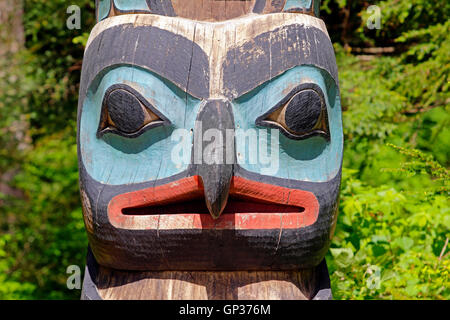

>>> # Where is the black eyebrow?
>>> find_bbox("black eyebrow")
[79,24,209,109]
[222,24,339,99]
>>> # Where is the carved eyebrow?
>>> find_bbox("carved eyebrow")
[222,24,338,99]
[79,24,210,109]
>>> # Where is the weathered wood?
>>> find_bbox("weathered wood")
[98,269,314,300]
[82,249,331,300]
[79,0,342,300]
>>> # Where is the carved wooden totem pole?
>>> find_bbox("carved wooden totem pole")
[78,0,343,300]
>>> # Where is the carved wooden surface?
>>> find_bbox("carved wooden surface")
[79,0,342,300]
[97,269,315,300]
[81,249,331,300]
[79,11,340,271]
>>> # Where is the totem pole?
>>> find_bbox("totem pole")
[78,0,343,300]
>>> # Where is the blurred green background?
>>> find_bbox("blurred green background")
[0,0,448,299]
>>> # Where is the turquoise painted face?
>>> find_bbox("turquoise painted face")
[80,66,201,185]
[97,0,151,21]
[233,66,342,182]
[80,65,342,185]
[78,12,343,271]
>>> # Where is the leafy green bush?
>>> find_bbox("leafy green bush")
[328,151,449,299]
[1,129,86,299]
[324,1,450,298]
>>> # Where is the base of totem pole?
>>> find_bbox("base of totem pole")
[81,248,332,300]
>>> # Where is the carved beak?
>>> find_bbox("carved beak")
[199,163,233,219]
[191,99,235,219]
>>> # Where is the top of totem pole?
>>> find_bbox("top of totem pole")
[96,0,321,23]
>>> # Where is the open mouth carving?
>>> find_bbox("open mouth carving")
[122,198,305,216]
[108,176,319,230]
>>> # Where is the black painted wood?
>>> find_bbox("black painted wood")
[78,160,341,271]
[285,89,322,133]
[79,0,341,276]
[191,100,235,219]
[146,0,175,16]
[223,24,338,99]
[79,25,210,115]
[96,84,171,139]
[106,89,146,134]
[255,83,329,141]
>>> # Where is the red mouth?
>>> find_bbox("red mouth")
[108,176,319,230]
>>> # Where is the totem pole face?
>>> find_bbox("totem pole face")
[78,0,343,271]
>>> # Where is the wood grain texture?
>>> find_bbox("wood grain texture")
[81,248,332,300]
[97,268,317,300]
[171,0,256,21]
[84,13,329,101]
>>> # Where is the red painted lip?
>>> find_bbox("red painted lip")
[108,176,319,230]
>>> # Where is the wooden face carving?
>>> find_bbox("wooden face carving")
[78,0,343,271]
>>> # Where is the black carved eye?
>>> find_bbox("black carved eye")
[285,90,322,132]
[97,84,170,138]
[107,89,147,133]
[256,83,329,140]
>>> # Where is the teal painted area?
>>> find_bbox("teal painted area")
[114,0,150,12]
[80,66,201,185]
[232,66,343,182]
[284,0,312,11]
[97,0,111,21]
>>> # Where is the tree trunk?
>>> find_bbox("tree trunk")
[0,0,24,57]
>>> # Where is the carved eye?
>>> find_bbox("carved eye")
[97,85,170,138]
[256,84,329,140]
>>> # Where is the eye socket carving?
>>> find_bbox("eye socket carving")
[97,84,170,138]
[256,83,329,140]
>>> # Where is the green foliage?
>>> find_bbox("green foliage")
[367,0,450,43]
[328,162,449,299]
[1,129,86,299]
[323,0,449,299]
[0,235,36,299]
[0,0,94,299]
[22,0,95,137]
[0,0,448,299]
